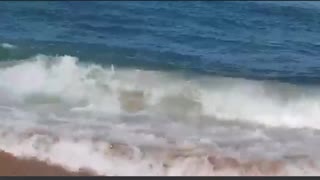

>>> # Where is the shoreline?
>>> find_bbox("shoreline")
[0,150,96,176]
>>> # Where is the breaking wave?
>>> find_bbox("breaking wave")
[1,55,320,175]
[0,54,319,129]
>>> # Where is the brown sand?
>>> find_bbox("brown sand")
[0,150,96,176]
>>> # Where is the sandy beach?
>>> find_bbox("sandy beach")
[0,150,95,176]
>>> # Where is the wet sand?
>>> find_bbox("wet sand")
[0,147,313,176]
[0,150,95,176]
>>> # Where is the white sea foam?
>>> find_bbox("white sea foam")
[0,54,319,128]
[1,43,16,49]
[0,54,320,175]
[1,131,320,176]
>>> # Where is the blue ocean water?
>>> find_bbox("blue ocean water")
[1,1,320,83]
[2,1,320,175]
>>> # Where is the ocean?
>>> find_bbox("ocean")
[1,1,320,175]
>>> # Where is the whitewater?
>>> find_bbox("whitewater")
[0,54,319,175]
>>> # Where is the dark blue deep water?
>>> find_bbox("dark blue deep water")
[2,1,320,84]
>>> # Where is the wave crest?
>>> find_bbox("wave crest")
[0,54,319,129]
